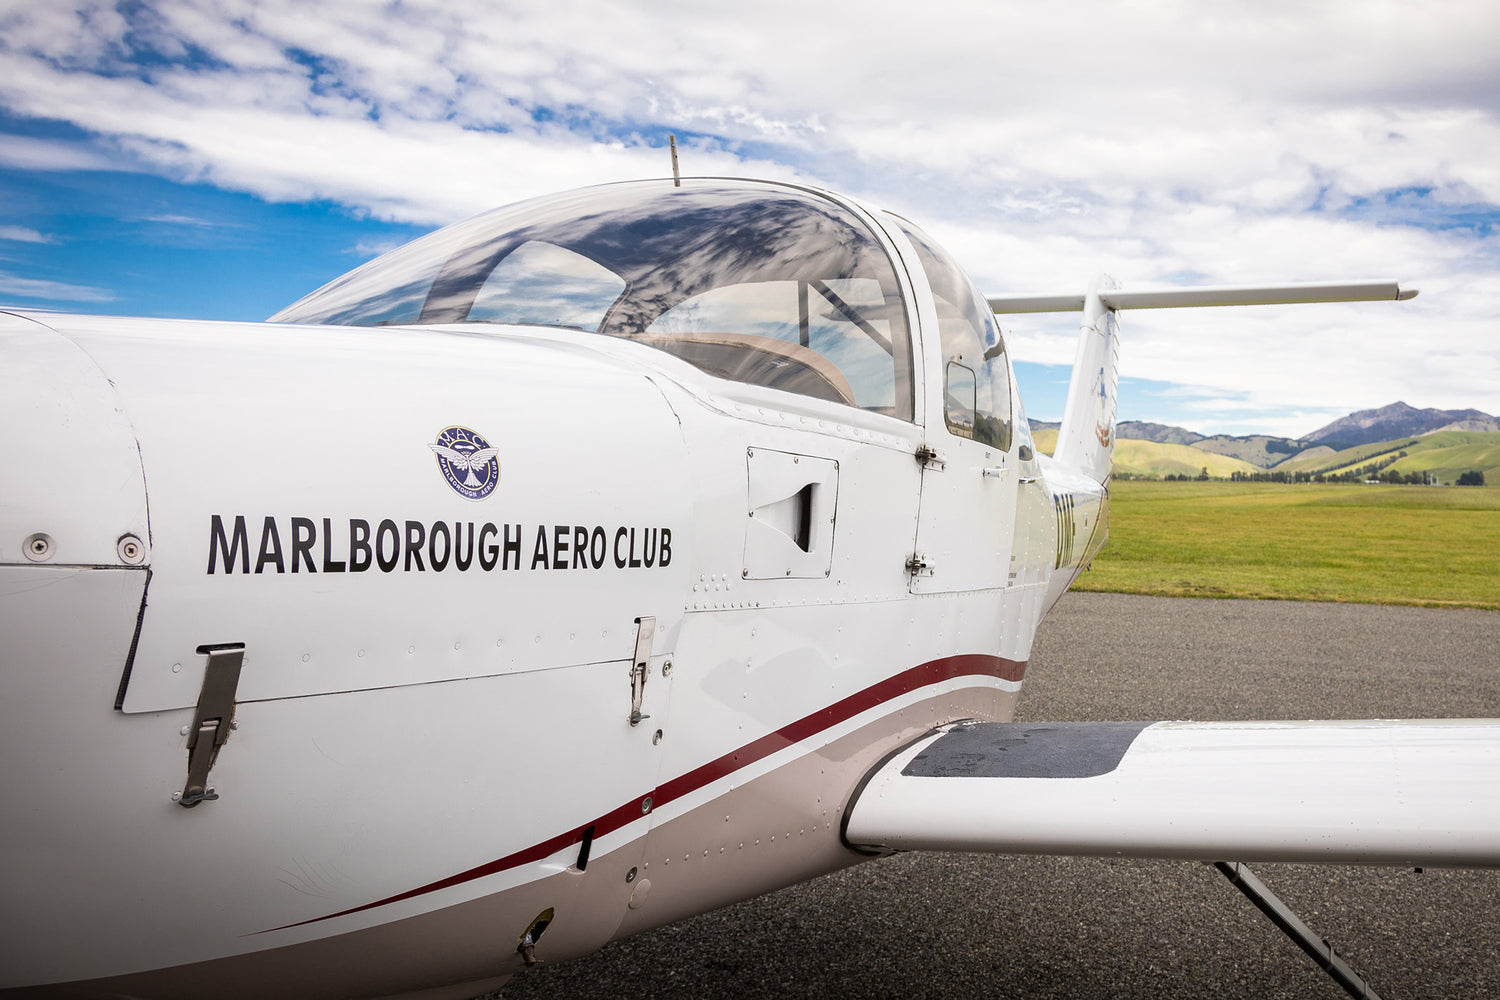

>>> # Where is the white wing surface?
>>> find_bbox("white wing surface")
[844,720,1500,867]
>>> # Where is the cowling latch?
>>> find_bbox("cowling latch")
[629,618,655,726]
[180,644,244,807]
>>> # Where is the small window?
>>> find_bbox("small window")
[892,218,1013,451]
[945,361,978,434]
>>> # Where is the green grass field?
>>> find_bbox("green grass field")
[1071,480,1500,609]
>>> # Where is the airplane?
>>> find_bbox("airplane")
[2,175,1495,1000]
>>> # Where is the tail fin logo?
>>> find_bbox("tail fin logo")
[1091,365,1113,448]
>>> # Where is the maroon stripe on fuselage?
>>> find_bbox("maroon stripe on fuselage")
[653,653,1021,806]
[269,653,1022,931]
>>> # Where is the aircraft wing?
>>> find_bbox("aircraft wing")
[985,279,1418,313]
[844,720,1500,867]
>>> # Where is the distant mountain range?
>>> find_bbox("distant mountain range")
[1030,402,1500,468]
[1301,402,1500,451]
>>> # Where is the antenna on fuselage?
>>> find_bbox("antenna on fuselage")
[669,135,681,187]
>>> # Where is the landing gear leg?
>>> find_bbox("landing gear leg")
[1211,861,1381,999]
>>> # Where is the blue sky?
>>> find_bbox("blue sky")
[0,111,429,318]
[2,1,1498,436]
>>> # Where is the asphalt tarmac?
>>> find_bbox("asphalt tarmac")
[496,593,1500,1000]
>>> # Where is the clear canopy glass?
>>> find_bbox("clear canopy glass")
[272,179,914,419]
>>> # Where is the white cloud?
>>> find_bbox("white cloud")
[345,237,405,258]
[137,213,219,227]
[0,0,1496,425]
[0,133,125,172]
[0,225,53,243]
[0,272,115,302]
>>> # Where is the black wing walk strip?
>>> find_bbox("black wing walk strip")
[901,721,1155,779]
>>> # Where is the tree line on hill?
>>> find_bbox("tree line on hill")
[1147,466,1487,485]
[1227,468,1439,484]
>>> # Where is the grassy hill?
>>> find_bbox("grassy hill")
[1361,431,1500,483]
[1276,437,1419,475]
[1281,444,1335,466]
[1112,439,1259,479]
[1279,431,1500,484]
[1194,434,1303,467]
[1033,427,1500,484]
[1033,429,1279,479]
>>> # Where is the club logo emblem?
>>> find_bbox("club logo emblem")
[428,426,500,501]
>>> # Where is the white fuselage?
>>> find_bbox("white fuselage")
[0,302,1101,998]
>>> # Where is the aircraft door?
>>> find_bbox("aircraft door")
[891,218,1020,594]
[910,362,1018,594]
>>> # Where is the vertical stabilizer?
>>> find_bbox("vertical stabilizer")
[1052,275,1119,485]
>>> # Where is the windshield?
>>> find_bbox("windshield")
[273,179,913,419]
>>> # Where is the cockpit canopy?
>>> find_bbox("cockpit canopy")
[272,179,914,419]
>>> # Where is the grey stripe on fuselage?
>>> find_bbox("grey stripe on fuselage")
[902,722,1155,779]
